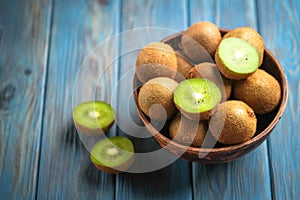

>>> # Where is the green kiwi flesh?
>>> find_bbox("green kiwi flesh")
[174,78,221,120]
[215,37,259,80]
[73,101,115,136]
[90,136,134,174]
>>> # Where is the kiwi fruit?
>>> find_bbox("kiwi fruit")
[215,37,259,80]
[138,77,178,121]
[182,21,221,60]
[186,62,232,100]
[169,114,208,147]
[209,100,257,145]
[224,27,264,66]
[174,51,194,82]
[174,78,221,120]
[73,101,115,136]
[136,42,177,83]
[233,69,281,114]
[90,136,134,174]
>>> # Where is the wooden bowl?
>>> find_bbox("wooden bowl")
[133,29,288,164]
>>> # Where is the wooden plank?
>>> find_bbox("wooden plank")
[36,0,120,199]
[116,0,193,199]
[0,0,52,198]
[189,0,272,199]
[257,0,300,199]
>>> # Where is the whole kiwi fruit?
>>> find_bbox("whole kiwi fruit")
[136,42,177,83]
[138,77,178,121]
[224,27,264,66]
[209,100,257,145]
[233,69,281,114]
[169,114,208,147]
[181,21,221,62]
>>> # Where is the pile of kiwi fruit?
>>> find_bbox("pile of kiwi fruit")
[72,22,282,172]
[136,21,282,147]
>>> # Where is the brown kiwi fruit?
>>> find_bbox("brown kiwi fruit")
[90,136,134,174]
[224,27,264,66]
[174,51,194,82]
[233,69,281,114]
[181,21,221,60]
[209,100,257,145]
[169,114,207,147]
[72,101,115,136]
[186,62,232,100]
[136,42,177,83]
[138,77,178,121]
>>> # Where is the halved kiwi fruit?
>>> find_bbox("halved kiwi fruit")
[223,27,264,66]
[73,101,115,136]
[90,136,134,174]
[174,78,221,120]
[186,62,232,100]
[215,37,259,80]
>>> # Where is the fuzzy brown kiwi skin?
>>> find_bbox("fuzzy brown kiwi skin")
[233,69,281,115]
[169,114,208,147]
[74,120,114,137]
[174,51,194,82]
[138,77,178,121]
[223,27,264,66]
[186,62,232,100]
[215,50,255,80]
[175,104,216,121]
[182,21,222,58]
[136,42,177,83]
[209,100,257,145]
[91,154,135,174]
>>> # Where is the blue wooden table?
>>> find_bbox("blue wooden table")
[1,0,299,199]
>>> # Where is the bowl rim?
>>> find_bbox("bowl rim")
[134,28,288,155]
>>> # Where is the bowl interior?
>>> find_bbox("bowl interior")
[133,29,288,163]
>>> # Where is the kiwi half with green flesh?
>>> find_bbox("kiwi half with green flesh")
[136,42,177,83]
[169,114,207,147]
[73,101,115,136]
[233,69,281,114]
[186,62,232,100]
[215,37,259,80]
[174,78,221,120]
[90,136,134,174]
[224,27,264,66]
[209,100,257,145]
[182,21,221,60]
[138,77,178,121]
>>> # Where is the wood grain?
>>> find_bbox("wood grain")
[257,0,300,199]
[190,0,272,199]
[36,0,120,199]
[115,0,193,199]
[0,0,52,198]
